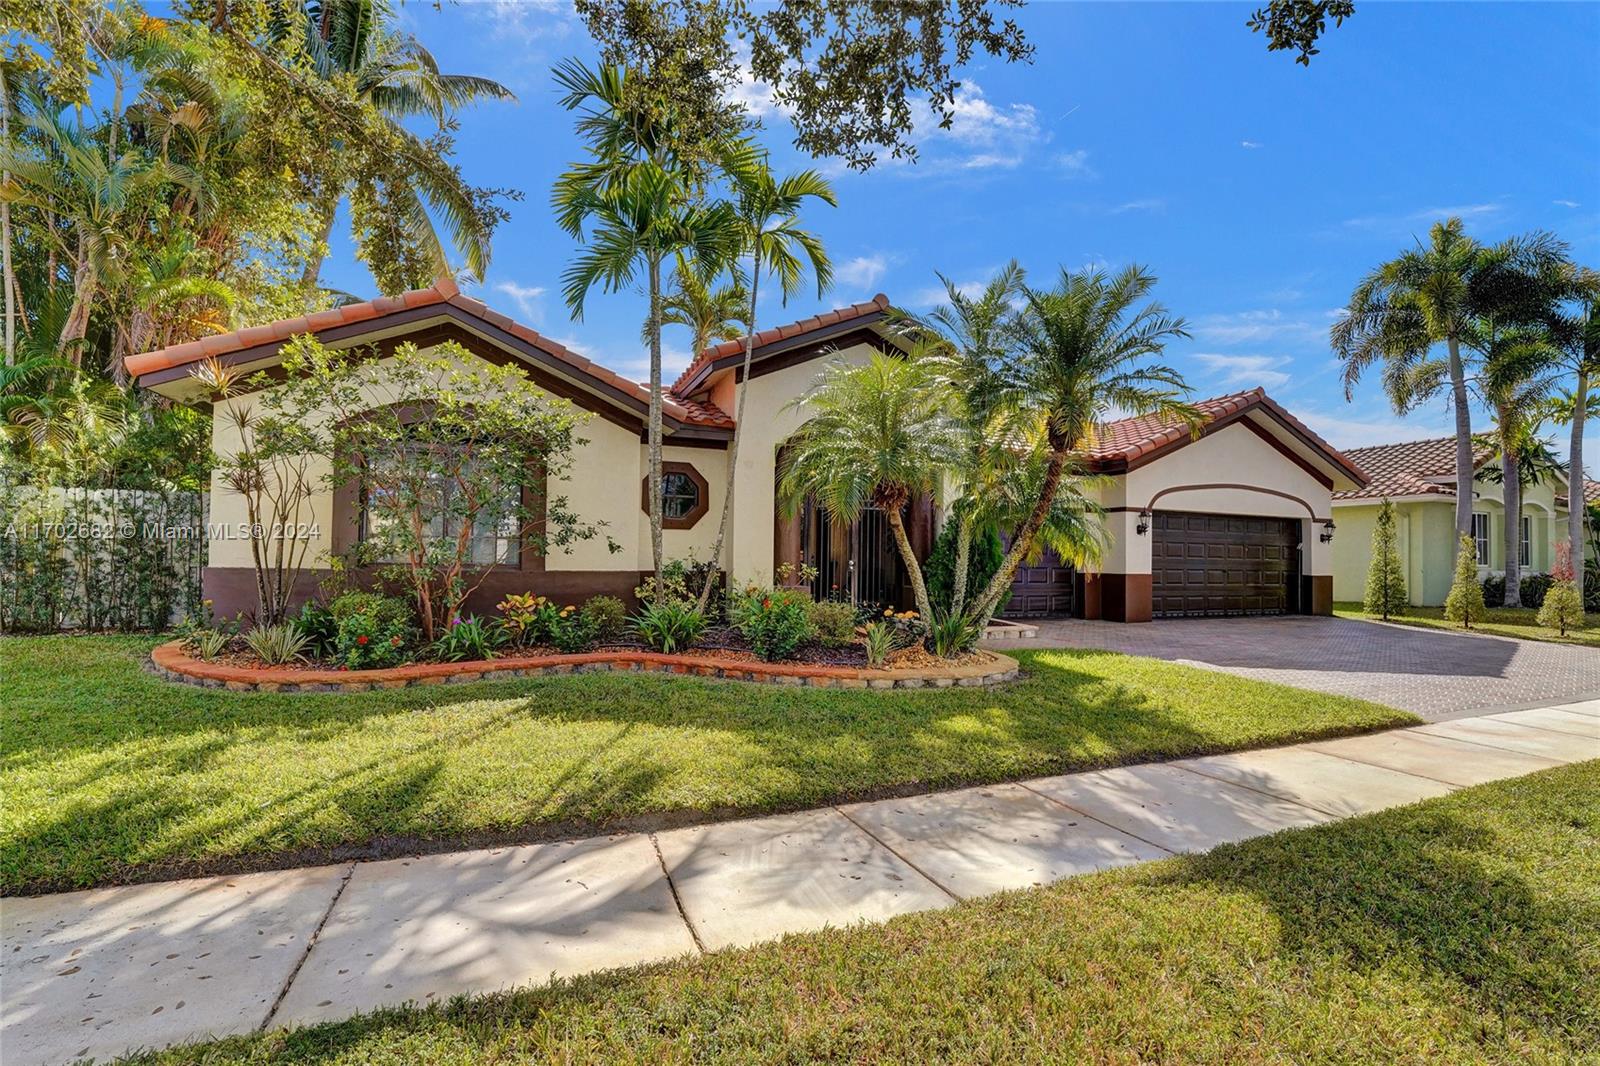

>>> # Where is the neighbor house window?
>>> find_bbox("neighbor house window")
[1520,515,1531,568]
[1471,512,1490,565]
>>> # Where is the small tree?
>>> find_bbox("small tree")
[1537,541,1585,636]
[1442,533,1488,629]
[268,336,612,642]
[194,358,321,626]
[1362,498,1407,619]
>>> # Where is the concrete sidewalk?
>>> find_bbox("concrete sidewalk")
[5,702,1596,1066]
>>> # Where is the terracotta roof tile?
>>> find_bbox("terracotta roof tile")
[123,279,734,430]
[1332,437,1497,500]
[1086,387,1368,486]
[670,293,891,394]
[1587,479,1600,505]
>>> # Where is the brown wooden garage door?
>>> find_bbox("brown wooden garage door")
[1152,512,1300,618]
[1002,545,1075,618]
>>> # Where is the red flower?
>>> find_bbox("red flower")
[762,598,772,609]
[357,635,370,646]
[390,636,402,647]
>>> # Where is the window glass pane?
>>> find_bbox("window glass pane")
[362,444,519,566]
[661,471,699,520]
[1471,513,1489,565]
[1520,517,1531,567]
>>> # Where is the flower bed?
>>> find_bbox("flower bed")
[147,640,1022,692]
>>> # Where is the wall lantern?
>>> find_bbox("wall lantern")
[1320,520,1336,543]
[1136,510,1151,536]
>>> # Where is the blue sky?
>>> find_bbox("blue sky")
[322,1,1600,461]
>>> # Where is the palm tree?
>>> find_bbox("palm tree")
[695,156,834,608]
[779,351,957,621]
[1548,265,1600,567]
[289,0,514,287]
[1333,218,1492,538]
[552,60,741,577]
[648,252,747,355]
[1480,329,1564,605]
[0,102,196,364]
[894,263,1027,618]
[964,265,1192,623]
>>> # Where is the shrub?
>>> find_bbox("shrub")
[731,587,815,661]
[862,621,896,666]
[547,605,599,653]
[1445,535,1487,629]
[880,606,926,648]
[497,592,561,647]
[924,520,1009,617]
[291,601,339,660]
[330,591,413,630]
[631,601,707,653]
[336,606,414,670]
[1537,581,1586,635]
[808,599,858,646]
[1518,573,1552,609]
[580,595,628,642]
[1586,559,1600,613]
[431,614,508,663]
[189,627,232,661]
[244,622,310,666]
[926,611,983,657]
[1480,573,1506,608]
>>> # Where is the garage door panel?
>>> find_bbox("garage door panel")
[1152,511,1299,619]
[1002,543,1075,619]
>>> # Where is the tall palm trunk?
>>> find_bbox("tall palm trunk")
[1447,334,1474,536]
[646,253,664,578]
[1501,436,1523,608]
[60,251,97,365]
[950,514,972,617]
[885,498,934,622]
[2,64,14,366]
[969,445,1069,621]
[697,266,759,610]
[1571,367,1588,568]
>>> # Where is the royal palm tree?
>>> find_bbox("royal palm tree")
[1333,218,1498,538]
[552,60,742,576]
[779,351,957,622]
[1480,328,1564,605]
[695,157,834,608]
[964,265,1192,623]
[1548,265,1600,566]
[290,0,514,287]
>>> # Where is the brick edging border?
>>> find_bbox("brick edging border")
[147,641,1022,693]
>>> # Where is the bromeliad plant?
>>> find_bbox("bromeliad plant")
[431,614,509,663]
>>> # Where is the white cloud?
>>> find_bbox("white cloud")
[547,336,693,386]
[836,254,889,289]
[1055,149,1095,177]
[1193,353,1292,389]
[1554,199,1581,208]
[467,0,575,42]
[492,281,546,323]
[1343,202,1503,230]
[1191,308,1337,346]
[911,278,987,307]
[1241,140,1263,149]
[1110,198,1165,214]
[1294,409,1455,451]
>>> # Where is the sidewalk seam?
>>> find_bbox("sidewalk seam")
[650,833,707,955]
[1013,781,1177,855]
[831,806,963,903]
[259,862,355,1032]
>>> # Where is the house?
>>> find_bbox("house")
[125,278,1368,623]
[1329,437,1578,606]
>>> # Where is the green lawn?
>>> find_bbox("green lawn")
[1334,601,1600,648]
[1,634,1412,895]
[127,762,1599,1065]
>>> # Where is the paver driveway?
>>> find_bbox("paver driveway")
[1007,615,1600,719]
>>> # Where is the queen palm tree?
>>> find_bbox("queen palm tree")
[1548,265,1600,566]
[1480,329,1564,605]
[779,351,957,622]
[964,265,1192,623]
[694,157,834,608]
[289,0,514,287]
[1333,218,1496,538]
[552,60,742,577]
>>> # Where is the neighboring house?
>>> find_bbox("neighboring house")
[1330,437,1577,606]
[125,278,1367,623]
